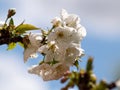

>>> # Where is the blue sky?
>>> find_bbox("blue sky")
[0,0,120,90]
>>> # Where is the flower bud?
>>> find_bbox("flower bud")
[90,74,97,84]
[7,8,16,18]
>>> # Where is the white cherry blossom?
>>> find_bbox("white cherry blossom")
[27,9,86,81]
[52,9,82,29]
[51,17,61,27]
[24,33,43,62]
[64,43,84,66]
[61,9,80,28]
[38,41,64,63]
[48,26,86,46]
[28,63,69,81]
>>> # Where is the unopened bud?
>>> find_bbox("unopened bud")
[90,74,97,84]
[7,8,16,18]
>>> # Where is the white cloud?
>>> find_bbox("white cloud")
[0,53,49,90]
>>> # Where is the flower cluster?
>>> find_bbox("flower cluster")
[25,9,86,81]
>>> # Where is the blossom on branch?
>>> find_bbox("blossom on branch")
[1,8,120,90]
[26,9,86,81]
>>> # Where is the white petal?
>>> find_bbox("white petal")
[29,33,42,47]
[28,63,69,81]
[51,17,61,27]
[38,45,48,54]
[65,14,80,28]
[24,46,37,63]
[64,43,84,66]
[60,9,68,21]
[78,26,87,38]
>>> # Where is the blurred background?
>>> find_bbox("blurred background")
[0,0,120,90]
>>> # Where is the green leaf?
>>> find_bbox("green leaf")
[9,18,14,26]
[15,24,39,34]
[7,42,16,50]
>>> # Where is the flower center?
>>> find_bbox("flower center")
[57,31,64,38]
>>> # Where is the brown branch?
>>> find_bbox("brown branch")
[107,82,116,90]
[0,28,23,45]
[0,32,23,45]
[0,36,23,45]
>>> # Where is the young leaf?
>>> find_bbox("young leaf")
[15,24,39,34]
[7,42,16,50]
